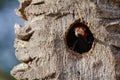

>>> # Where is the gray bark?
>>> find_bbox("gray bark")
[11,0,120,80]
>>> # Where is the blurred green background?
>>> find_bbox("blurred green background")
[0,0,24,80]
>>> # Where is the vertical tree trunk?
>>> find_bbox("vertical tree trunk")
[11,0,120,80]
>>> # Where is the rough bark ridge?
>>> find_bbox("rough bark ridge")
[11,0,120,80]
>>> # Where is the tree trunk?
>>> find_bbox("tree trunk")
[11,0,120,80]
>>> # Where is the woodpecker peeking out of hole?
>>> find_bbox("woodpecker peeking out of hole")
[72,26,88,52]
[75,26,87,39]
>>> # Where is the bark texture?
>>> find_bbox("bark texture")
[11,0,120,80]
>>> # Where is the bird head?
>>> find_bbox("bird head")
[75,26,87,38]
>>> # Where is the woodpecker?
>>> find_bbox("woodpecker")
[72,26,88,53]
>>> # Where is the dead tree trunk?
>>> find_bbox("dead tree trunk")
[11,0,120,80]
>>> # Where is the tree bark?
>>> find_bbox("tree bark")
[11,0,120,80]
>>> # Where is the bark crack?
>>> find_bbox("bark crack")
[46,12,70,19]
[42,72,56,80]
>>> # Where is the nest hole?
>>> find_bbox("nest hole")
[65,20,94,54]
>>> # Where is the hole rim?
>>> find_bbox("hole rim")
[64,19,95,57]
